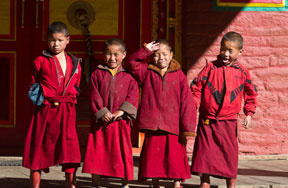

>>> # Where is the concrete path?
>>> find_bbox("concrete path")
[0,155,288,188]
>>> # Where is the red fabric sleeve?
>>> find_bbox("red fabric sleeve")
[76,61,81,88]
[179,71,197,136]
[243,69,258,116]
[190,64,211,109]
[30,57,43,87]
[119,77,139,120]
[90,71,110,121]
[125,47,151,84]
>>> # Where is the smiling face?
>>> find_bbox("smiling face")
[220,40,242,66]
[104,44,126,70]
[47,32,70,55]
[152,43,173,71]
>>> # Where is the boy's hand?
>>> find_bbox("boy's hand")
[146,41,160,52]
[243,115,252,129]
[102,112,113,123]
[112,110,124,121]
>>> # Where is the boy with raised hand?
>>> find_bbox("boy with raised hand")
[125,39,197,188]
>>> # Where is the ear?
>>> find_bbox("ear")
[66,36,70,44]
[170,51,174,59]
[238,48,243,56]
[122,51,127,59]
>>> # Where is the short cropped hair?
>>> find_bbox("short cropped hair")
[221,31,243,50]
[104,38,126,53]
[155,38,172,52]
[47,21,69,38]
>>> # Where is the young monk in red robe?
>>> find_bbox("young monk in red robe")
[22,21,81,188]
[190,31,258,188]
[124,39,197,188]
[82,38,139,188]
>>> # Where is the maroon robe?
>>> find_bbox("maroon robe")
[23,50,81,171]
[191,119,238,178]
[138,131,191,181]
[82,64,139,180]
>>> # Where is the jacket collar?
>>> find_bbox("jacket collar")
[97,63,126,73]
[42,50,79,64]
[148,59,181,75]
[42,50,81,74]
[42,50,55,58]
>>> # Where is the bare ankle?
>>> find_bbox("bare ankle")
[174,179,181,188]
[226,178,236,188]
[200,174,210,188]
[122,178,129,188]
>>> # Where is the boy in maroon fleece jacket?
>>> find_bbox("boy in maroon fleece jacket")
[82,38,139,188]
[190,31,257,188]
[125,39,197,188]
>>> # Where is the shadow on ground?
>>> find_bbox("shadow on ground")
[0,177,204,188]
[238,169,288,177]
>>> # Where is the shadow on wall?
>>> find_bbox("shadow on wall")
[182,0,247,73]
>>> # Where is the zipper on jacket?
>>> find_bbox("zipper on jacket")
[63,59,80,96]
[109,75,115,112]
[49,56,61,88]
[158,75,166,129]
[215,66,226,119]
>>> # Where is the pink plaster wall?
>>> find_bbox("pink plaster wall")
[183,0,288,155]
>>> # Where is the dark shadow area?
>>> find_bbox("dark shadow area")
[0,177,92,188]
[0,177,202,188]
[182,0,248,73]
[133,155,140,167]
[77,176,202,188]
[238,168,288,177]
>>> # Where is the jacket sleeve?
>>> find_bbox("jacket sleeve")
[119,76,139,120]
[75,61,82,96]
[90,70,110,121]
[243,69,257,116]
[30,57,42,87]
[190,64,210,109]
[124,46,151,84]
[179,71,197,137]
[28,58,44,105]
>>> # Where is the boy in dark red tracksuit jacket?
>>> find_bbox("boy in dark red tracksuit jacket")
[125,39,197,188]
[190,31,257,188]
[82,38,139,188]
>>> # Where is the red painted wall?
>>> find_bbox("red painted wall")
[183,0,288,155]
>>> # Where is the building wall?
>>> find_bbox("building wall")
[183,0,288,155]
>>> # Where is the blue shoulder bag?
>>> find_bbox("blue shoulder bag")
[28,83,44,106]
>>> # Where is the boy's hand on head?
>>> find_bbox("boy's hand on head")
[243,115,252,129]
[112,110,124,121]
[102,112,113,123]
[146,41,160,52]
